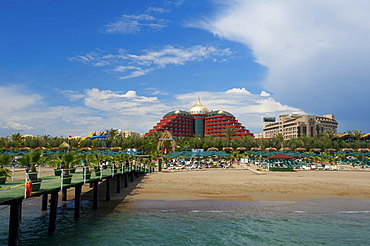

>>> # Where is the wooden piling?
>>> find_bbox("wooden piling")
[158,159,162,172]
[62,187,67,201]
[74,185,82,219]
[48,191,58,235]
[116,175,121,193]
[106,178,111,202]
[8,199,22,246]
[41,194,48,211]
[93,180,98,210]
[124,173,128,188]
[130,171,134,182]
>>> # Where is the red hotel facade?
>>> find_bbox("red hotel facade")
[147,99,253,138]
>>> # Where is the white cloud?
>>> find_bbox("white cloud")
[193,0,370,132]
[83,88,167,114]
[146,7,171,14]
[226,88,251,95]
[5,121,33,131]
[0,85,304,137]
[119,68,154,80]
[103,14,169,34]
[113,66,141,72]
[71,45,233,79]
[128,45,232,67]
[58,89,85,101]
[0,86,172,137]
[260,91,270,97]
[144,88,170,95]
[0,85,42,111]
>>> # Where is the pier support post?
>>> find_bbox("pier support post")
[62,187,67,201]
[48,191,58,235]
[124,173,128,188]
[158,159,162,172]
[74,185,82,219]
[8,199,22,246]
[130,171,134,182]
[41,194,48,211]
[106,178,111,202]
[93,180,98,210]
[19,202,22,221]
[116,175,121,194]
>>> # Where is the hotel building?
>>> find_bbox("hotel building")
[262,114,338,140]
[147,99,253,138]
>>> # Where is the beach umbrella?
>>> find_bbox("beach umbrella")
[250,147,263,151]
[265,147,277,152]
[222,147,233,153]
[357,148,369,153]
[58,141,70,151]
[236,147,247,153]
[81,147,92,151]
[279,147,291,152]
[341,148,354,152]
[324,148,337,153]
[207,151,229,157]
[309,148,321,153]
[295,147,306,152]
[111,147,122,152]
[166,151,193,158]
[266,153,294,159]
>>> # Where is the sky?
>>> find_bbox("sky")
[1,0,370,137]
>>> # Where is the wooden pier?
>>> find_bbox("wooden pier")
[1,165,154,246]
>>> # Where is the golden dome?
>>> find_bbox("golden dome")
[189,98,209,115]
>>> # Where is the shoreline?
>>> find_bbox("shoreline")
[131,167,370,202]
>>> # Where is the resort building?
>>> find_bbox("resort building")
[147,99,253,138]
[253,132,265,139]
[119,130,143,138]
[262,114,338,140]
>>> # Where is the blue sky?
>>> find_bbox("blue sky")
[1,0,370,137]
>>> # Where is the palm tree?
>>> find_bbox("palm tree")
[322,129,337,146]
[271,133,284,149]
[17,151,43,180]
[0,154,12,166]
[18,151,42,172]
[224,127,235,146]
[79,153,97,170]
[11,133,22,142]
[61,152,78,175]
[349,130,363,141]
[108,128,119,139]
[10,132,23,147]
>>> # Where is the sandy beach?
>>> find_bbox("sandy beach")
[132,165,370,202]
[9,165,370,206]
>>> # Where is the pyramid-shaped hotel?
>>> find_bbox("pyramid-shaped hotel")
[147,99,254,138]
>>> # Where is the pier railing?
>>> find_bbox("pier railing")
[0,164,154,205]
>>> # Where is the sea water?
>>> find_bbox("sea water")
[1,198,370,246]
